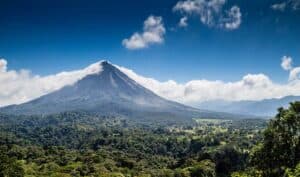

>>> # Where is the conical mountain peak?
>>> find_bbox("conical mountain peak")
[0,61,237,123]
[100,60,110,65]
[98,60,115,69]
[83,60,117,76]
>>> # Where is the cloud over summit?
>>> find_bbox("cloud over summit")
[0,59,103,106]
[0,58,300,107]
[115,60,300,105]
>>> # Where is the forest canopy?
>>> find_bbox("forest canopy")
[0,102,299,177]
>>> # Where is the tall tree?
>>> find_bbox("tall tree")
[251,102,300,176]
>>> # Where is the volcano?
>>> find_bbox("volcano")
[0,61,239,123]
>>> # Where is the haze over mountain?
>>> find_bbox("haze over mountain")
[0,61,243,123]
[195,95,300,117]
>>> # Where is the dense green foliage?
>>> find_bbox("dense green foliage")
[0,147,24,177]
[0,112,266,177]
[249,102,300,177]
[0,102,299,176]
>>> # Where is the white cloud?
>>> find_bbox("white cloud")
[173,0,242,30]
[289,67,300,81]
[0,59,103,106]
[280,56,300,81]
[0,59,7,72]
[271,0,300,11]
[281,56,293,70]
[122,15,166,50]
[220,6,242,30]
[1,58,300,107]
[271,2,287,11]
[179,16,188,27]
[115,62,300,105]
[173,0,203,13]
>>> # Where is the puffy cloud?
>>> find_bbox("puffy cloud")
[0,60,103,106]
[173,0,204,13]
[289,67,300,81]
[220,6,242,30]
[280,56,300,81]
[0,59,7,72]
[281,56,293,70]
[1,58,300,107]
[179,16,188,27]
[115,63,300,105]
[271,2,287,11]
[122,16,166,50]
[271,0,300,11]
[173,0,242,30]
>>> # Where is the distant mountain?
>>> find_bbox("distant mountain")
[0,61,242,124]
[195,96,300,118]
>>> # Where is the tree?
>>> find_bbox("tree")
[230,168,263,177]
[285,163,300,177]
[251,102,300,177]
[0,150,24,177]
[214,146,247,176]
[189,160,216,177]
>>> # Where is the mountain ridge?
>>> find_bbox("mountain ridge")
[195,95,300,117]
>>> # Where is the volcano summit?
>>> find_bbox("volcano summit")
[0,61,238,123]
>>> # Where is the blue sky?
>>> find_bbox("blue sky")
[0,0,300,84]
